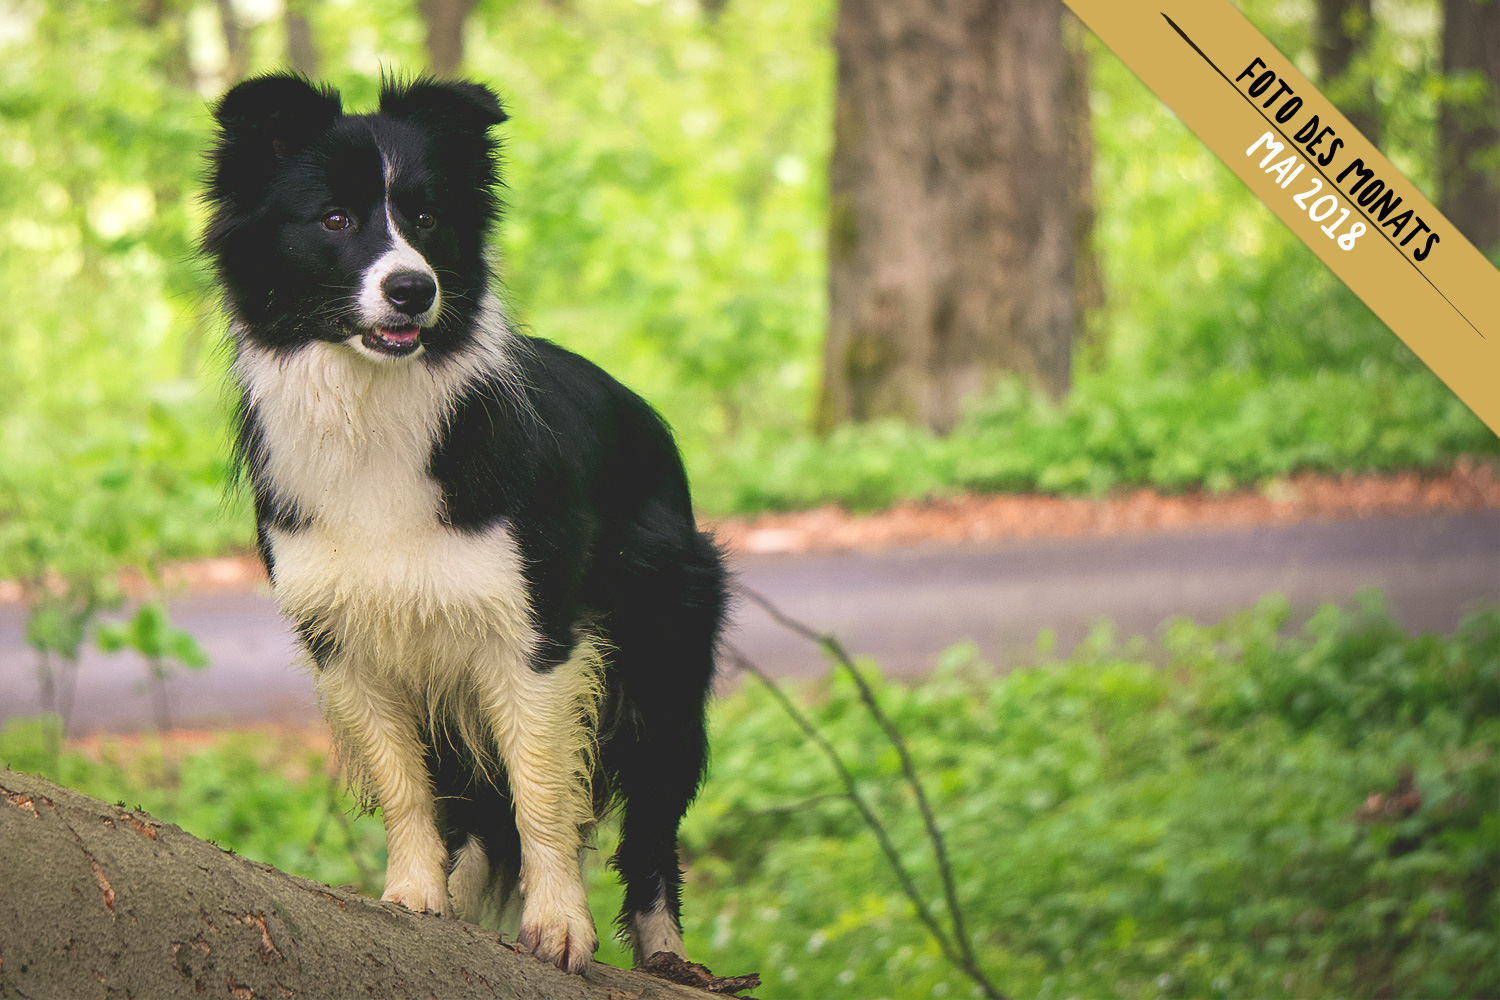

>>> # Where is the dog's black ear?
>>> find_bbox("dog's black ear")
[378,78,508,134]
[214,73,343,157]
[209,74,342,206]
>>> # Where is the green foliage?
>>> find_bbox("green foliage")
[4,596,1495,998]
[471,0,832,456]
[25,574,120,660]
[0,0,245,580]
[93,600,211,732]
[680,596,1498,998]
[23,573,122,733]
[96,600,210,672]
[715,366,1494,511]
[0,0,1492,570]
[696,0,1496,512]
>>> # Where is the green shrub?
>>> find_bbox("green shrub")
[711,368,1496,512]
[681,597,1498,998]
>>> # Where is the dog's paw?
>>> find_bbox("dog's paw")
[520,895,598,974]
[382,874,452,917]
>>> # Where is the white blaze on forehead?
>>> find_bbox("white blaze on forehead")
[356,150,441,329]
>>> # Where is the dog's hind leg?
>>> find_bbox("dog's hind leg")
[604,528,724,966]
[445,832,524,927]
[609,690,709,964]
[440,784,524,928]
[448,835,490,923]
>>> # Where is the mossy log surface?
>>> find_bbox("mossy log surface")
[0,768,706,999]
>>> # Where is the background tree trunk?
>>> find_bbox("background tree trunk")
[1440,0,1500,253]
[1063,11,1104,366]
[1315,0,1379,144]
[0,768,709,1000]
[215,0,251,83]
[284,0,321,78]
[420,0,477,77]
[139,0,197,91]
[818,0,1079,435]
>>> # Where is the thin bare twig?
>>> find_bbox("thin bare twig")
[722,644,966,975]
[732,584,1005,1000]
[740,792,847,818]
[57,656,80,737]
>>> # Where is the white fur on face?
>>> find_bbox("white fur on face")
[354,154,442,335]
[354,229,438,331]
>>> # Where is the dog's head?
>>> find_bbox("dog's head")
[203,74,507,363]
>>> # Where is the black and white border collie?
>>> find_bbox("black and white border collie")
[202,74,726,974]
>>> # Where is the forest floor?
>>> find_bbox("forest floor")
[712,457,1500,554]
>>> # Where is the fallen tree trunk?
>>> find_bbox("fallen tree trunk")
[0,768,707,999]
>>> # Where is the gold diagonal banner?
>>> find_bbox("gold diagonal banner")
[1064,0,1500,434]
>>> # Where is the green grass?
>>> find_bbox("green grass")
[6,594,1496,998]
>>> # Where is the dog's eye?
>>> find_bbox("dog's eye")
[414,212,436,230]
[322,212,352,231]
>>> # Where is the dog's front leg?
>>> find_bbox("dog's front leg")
[480,642,600,973]
[323,671,450,916]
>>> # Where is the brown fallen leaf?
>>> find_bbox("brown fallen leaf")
[640,952,761,996]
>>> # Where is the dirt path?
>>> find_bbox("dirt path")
[1,505,1495,733]
[712,458,1500,555]
[8,460,1483,601]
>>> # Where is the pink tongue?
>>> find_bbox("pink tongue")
[380,326,420,344]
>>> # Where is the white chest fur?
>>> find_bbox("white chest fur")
[235,330,534,670]
[238,332,603,963]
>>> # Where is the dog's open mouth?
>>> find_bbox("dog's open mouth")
[361,326,422,357]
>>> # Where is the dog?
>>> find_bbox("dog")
[202,73,727,974]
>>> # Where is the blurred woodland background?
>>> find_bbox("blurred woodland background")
[0,1,1497,997]
[0,0,1495,590]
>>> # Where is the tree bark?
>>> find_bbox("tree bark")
[1063,11,1104,366]
[818,0,1078,435]
[284,0,321,78]
[139,0,198,91]
[420,0,477,77]
[1315,0,1379,144]
[0,768,708,1000]
[215,0,251,83]
[1440,0,1500,253]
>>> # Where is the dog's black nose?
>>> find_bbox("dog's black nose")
[382,271,437,316]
